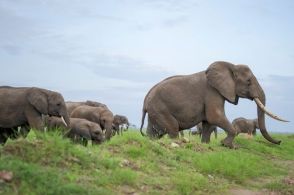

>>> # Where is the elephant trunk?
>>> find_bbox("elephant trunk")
[253,79,281,144]
[104,123,113,140]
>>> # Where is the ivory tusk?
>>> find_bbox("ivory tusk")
[254,98,290,122]
[60,116,68,126]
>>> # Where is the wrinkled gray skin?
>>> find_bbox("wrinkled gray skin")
[66,100,107,115]
[44,116,105,146]
[112,114,129,135]
[71,105,114,140]
[140,61,282,148]
[196,122,217,140]
[233,117,259,136]
[0,86,70,144]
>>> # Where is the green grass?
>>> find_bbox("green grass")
[0,130,293,194]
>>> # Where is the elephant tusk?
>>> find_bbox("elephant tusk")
[60,116,68,126]
[254,98,290,122]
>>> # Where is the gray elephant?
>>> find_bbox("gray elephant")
[0,86,70,144]
[44,116,105,146]
[232,117,259,136]
[66,100,107,116]
[140,61,288,148]
[196,122,217,139]
[112,114,129,135]
[70,105,114,140]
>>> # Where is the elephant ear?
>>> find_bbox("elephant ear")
[206,61,237,104]
[27,88,48,114]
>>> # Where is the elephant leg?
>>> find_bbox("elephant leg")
[19,125,30,138]
[25,108,44,130]
[252,128,257,136]
[155,113,179,139]
[206,111,237,148]
[82,138,88,146]
[201,122,214,143]
[0,134,8,145]
[217,120,237,148]
[0,128,10,145]
[147,118,158,138]
[146,117,165,139]
[7,128,19,140]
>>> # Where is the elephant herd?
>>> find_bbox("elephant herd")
[0,87,129,145]
[0,61,289,148]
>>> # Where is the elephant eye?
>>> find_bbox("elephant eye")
[57,103,61,106]
[247,79,251,86]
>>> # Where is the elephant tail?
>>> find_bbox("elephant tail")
[140,109,147,136]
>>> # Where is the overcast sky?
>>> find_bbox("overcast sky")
[1,0,293,132]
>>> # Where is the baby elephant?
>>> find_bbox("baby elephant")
[44,116,105,146]
[232,117,259,137]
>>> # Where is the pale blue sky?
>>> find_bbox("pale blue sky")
[0,0,293,132]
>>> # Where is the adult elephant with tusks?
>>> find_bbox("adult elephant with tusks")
[0,86,70,144]
[140,61,289,148]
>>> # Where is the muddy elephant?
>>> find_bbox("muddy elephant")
[0,86,70,144]
[70,105,114,140]
[196,122,217,140]
[140,61,288,148]
[112,115,129,135]
[44,116,105,146]
[232,117,259,136]
[65,100,107,116]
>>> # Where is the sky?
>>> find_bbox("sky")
[0,0,293,132]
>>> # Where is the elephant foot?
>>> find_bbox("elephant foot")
[201,134,211,143]
[200,133,210,144]
[221,138,238,149]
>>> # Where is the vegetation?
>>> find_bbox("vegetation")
[0,130,293,195]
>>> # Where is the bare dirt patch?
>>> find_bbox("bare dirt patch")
[229,189,278,195]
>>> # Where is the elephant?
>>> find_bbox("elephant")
[44,116,105,146]
[140,61,288,148]
[0,86,70,144]
[112,114,129,135]
[70,105,114,140]
[195,122,217,139]
[65,100,107,115]
[232,117,259,137]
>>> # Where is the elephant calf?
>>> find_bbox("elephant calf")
[232,117,259,136]
[44,116,105,146]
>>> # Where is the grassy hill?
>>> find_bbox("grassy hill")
[0,130,293,195]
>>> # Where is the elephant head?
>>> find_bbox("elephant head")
[27,88,70,127]
[100,109,114,140]
[89,123,105,144]
[206,61,288,144]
